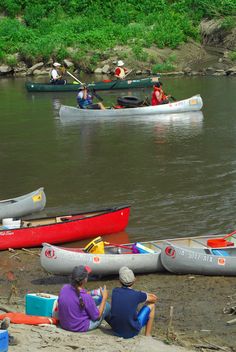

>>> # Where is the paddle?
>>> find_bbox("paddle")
[223,229,236,239]
[110,69,133,90]
[67,70,104,102]
[170,95,177,102]
[207,229,236,248]
[104,241,133,251]
[66,70,84,85]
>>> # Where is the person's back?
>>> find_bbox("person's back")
[110,286,147,338]
[58,283,99,332]
[109,266,157,339]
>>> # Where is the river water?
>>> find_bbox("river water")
[0,75,236,242]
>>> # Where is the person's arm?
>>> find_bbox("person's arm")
[98,285,108,318]
[155,90,162,103]
[146,293,158,303]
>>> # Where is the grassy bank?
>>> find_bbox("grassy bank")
[0,0,235,71]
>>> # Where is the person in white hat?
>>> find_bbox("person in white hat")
[50,62,66,85]
[114,60,129,79]
[108,266,157,338]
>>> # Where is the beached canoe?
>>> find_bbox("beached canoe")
[25,76,160,92]
[40,233,236,276]
[40,239,164,275]
[59,95,203,121]
[0,188,46,221]
[161,239,236,276]
[0,205,130,250]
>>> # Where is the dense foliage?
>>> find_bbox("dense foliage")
[0,0,235,67]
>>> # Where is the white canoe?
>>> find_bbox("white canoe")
[40,240,164,276]
[40,232,235,277]
[0,187,46,221]
[59,95,203,121]
[161,238,236,276]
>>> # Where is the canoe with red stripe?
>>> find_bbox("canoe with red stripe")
[0,205,130,250]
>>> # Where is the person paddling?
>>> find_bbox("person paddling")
[151,82,171,106]
[114,60,129,79]
[50,62,66,85]
[77,85,105,110]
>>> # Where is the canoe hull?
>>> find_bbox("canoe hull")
[0,205,130,250]
[59,95,203,120]
[161,241,236,276]
[0,188,46,220]
[40,241,164,276]
[25,76,160,92]
[40,233,236,276]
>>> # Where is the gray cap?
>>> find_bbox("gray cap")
[71,265,92,284]
[119,266,135,286]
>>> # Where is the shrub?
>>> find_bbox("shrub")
[5,54,17,66]
[229,51,236,61]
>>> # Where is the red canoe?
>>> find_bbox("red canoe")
[0,205,130,250]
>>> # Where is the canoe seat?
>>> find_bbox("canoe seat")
[211,249,230,256]
[56,216,71,223]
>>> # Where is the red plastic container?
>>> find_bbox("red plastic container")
[207,239,234,248]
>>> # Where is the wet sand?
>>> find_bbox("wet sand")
[0,248,236,351]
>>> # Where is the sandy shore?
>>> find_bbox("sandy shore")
[1,248,236,351]
[6,323,196,352]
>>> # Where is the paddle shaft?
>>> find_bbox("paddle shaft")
[110,69,133,90]
[104,241,133,250]
[66,70,83,85]
[223,229,236,239]
[67,70,104,102]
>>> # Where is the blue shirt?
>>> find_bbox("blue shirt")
[110,286,147,338]
[58,284,99,332]
[77,91,93,108]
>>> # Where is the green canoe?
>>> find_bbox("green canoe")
[25,76,160,92]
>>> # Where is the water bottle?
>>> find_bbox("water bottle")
[90,288,102,296]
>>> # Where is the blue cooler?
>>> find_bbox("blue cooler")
[0,330,8,352]
[25,293,58,317]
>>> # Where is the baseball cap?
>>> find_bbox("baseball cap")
[71,265,92,283]
[119,266,135,286]
[53,62,61,67]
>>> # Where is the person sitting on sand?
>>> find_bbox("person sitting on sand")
[108,266,157,339]
[58,265,110,332]
[77,85,105,110]
[50,62,67,85]
[114,60,129,79]
[0,317,18,345]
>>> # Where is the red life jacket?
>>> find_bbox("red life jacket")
[151,87,162,106]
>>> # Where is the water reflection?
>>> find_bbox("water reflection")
[57,108,204,138]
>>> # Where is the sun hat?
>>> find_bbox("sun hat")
[71,265,92,283]
[117,60,124,67]
[53,62,61,67]
[119,266,135,286]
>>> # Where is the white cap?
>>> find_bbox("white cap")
[117,60,124,67]
[53,62,61,67]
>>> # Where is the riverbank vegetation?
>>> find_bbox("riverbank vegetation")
[0,0,235,71]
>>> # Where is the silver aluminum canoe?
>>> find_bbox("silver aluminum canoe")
[40,241,164,276]
[59,95,203,121]
[0,187,46,220]
[161,239,236,276]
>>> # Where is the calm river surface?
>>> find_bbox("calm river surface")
[0,75,236,242]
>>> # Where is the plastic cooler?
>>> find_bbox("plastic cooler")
[0,330,8,352]
[25,293,58,317]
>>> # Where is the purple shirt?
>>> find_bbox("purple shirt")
[58,284,99,332]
